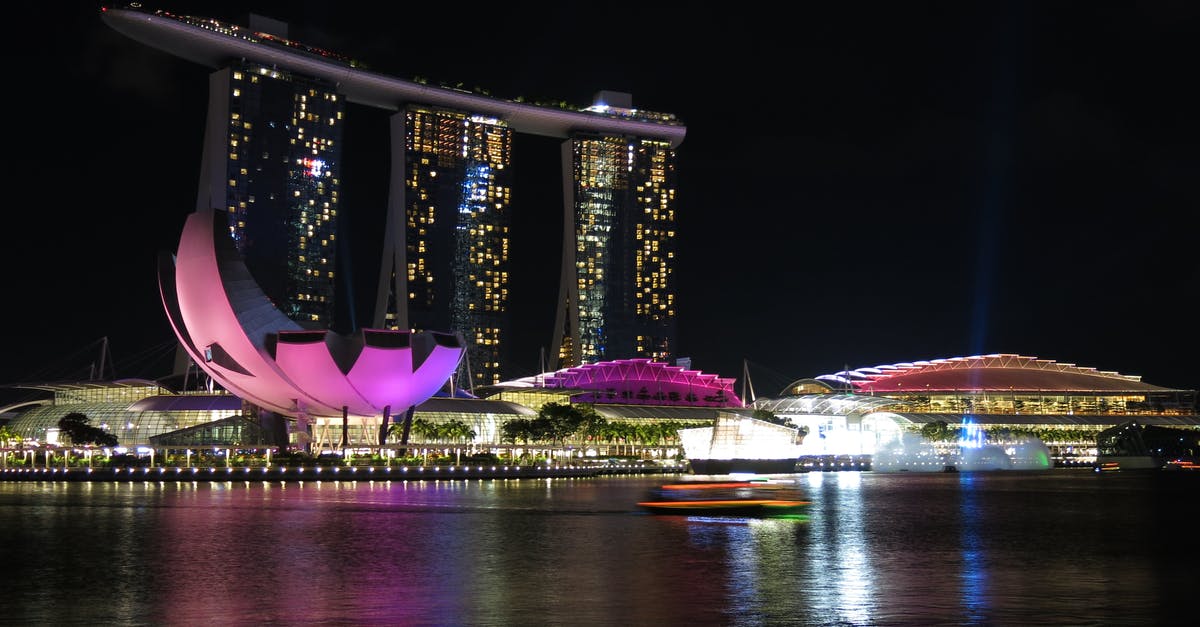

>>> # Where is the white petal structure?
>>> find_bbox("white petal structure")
[159,208,465,418]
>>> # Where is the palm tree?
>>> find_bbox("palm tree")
[417,418,442,442]
[439,419,476,464]
[443,419,477,444]
[608,422,637,455]
[578,408,608,444]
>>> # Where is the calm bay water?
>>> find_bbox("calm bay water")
[2,470,1195,626]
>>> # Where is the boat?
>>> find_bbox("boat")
[636,479,810,517]
[686,458,801,475]
[1094,421,1200,472]
[678,412,804,476]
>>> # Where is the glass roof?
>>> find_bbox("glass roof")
[751,394,900,416]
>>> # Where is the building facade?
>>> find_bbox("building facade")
[102,7,687,384]
[213,61,344,328]
[752,353,1200,460]
[3,354,1195,468]
[552,116,679,368]
[374,106,514,388]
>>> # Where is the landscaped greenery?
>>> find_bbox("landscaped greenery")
[496,402,708,452]
[915,420,1105,445]
[56,412,118,447]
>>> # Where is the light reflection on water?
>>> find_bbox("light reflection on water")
[958,472,988,625]
[1,471,1195,626]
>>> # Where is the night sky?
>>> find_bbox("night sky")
[6,2,1197,397]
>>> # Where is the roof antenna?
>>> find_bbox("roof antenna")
[95,336,111,381]
[742,358,756,406]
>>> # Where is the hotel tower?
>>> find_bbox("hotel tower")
[103,6,686,388]
[205,59,343,329]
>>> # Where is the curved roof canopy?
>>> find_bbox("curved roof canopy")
[789,354,1176,395]
[5,379,165,394]
[753,394,901,416]
[867,411,1200,427]
[100,7,686,147]
[493,358,742,407]
[159,209,464,419]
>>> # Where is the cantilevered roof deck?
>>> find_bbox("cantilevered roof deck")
[101,7,687,147]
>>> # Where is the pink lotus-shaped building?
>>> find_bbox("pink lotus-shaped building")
[158,209,465,421]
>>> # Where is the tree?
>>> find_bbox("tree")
[752,409,792,426]
[537,402,585,445]
[920,420,952,442]
[392,417,435,442]
[443,419,477,443]
[501,419,534,445]
[577,405,608,441]
[57,412,118,447]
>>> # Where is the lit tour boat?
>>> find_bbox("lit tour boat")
[636,479,810,517]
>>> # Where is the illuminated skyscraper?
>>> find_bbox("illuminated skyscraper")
[103,8,685,384]
[551,93,679,368]
[374,106,513,387]
[211,60,344,328]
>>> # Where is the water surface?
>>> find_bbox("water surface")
[2,470,1194,626]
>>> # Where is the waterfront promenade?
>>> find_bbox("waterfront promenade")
[0,461,682,483]
[0,454,1100,482]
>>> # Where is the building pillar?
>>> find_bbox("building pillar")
[379,405,391,447]
[340,406,349,449]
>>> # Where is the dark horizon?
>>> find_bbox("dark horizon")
[3,2,1196,398]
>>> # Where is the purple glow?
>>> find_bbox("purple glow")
[274,333,377,415]
[347,341,462,411]
[160,209,464,418]
[531,358,741,407]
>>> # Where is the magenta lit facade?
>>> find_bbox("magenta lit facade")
[524,358,741,407]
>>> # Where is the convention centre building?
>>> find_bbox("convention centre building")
[3,353,1196,465]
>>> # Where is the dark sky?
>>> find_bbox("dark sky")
[6,1,1197,396]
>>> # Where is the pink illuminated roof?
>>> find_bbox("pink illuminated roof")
[811,354,1171,393]
[498,358,742,407]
